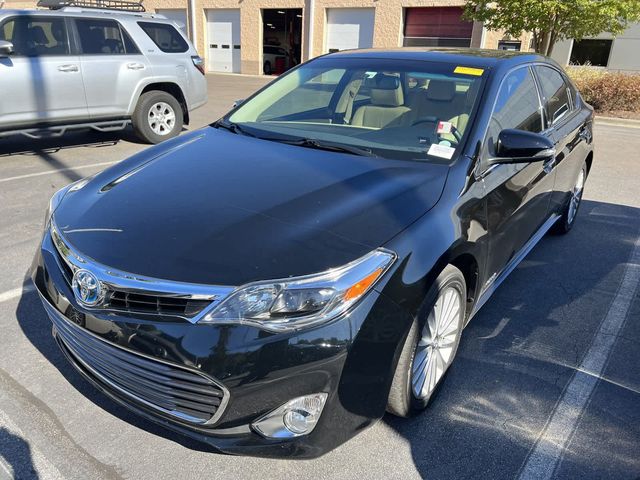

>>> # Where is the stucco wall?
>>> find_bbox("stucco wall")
[551,22,640,72]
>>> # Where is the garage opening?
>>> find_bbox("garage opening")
[262,9,302,75]
[403,7,473,47]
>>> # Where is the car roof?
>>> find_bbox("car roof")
[325,47,553,71]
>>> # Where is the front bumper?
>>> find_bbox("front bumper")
[31,230,412,458]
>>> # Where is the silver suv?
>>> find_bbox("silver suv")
[0,0,207,143]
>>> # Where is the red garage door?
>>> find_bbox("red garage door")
[403,7,473,47]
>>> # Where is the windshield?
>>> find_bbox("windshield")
[225,57,486,162]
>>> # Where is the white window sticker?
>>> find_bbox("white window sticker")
[427,143,456,159]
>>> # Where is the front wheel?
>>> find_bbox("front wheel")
[132,91,183,144]
[551,161,587,234]
[387,265,466,417]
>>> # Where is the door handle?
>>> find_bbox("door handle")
[127,62,145,70]
[578,127,591,142]
[58,64,78,72]
[543,156,556,174]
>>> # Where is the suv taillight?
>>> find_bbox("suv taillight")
[191,56,205,75]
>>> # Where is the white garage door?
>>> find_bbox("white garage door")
[155,9,187,32]
[326,8,375,53]
[206,9,241,73]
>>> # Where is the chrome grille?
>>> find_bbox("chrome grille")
[45,300,228,425]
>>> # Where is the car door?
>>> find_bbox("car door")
[73,17,150,119]
[0,15,87,128]
[480,65,557,285]
[534,65,592,214]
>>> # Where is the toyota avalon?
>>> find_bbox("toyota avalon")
[32,48,594,458]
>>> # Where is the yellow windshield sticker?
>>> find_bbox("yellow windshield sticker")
[454,66,484,76]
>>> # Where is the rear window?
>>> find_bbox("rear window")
[138,21,188,53]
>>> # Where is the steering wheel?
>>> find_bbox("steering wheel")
[411,116,462,143]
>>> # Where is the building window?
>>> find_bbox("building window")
[498,40,521,51]
[570,39,612,67]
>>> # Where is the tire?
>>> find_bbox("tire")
[132,91,183,144]
[387,265,466,417]
[263,61,272,75]
[551,161,587,235]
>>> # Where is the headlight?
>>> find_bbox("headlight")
[44,177,93,227]
[200,249,396,332]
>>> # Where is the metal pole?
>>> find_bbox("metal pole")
[188,0,197,46]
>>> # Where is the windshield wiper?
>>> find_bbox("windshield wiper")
[213,120,255,137]
[274,138,378,157]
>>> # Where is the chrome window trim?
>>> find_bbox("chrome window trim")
[41,290,230,426]
[50,219,235,323]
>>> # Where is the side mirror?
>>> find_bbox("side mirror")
[488,129,555,166]
[0,40,14,57]
[232,99,244,108]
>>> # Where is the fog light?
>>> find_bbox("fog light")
[252,393,328,439]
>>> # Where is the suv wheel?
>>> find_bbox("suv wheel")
[264,61,272,75]
[132,91,184,144]
[387,265,466,417]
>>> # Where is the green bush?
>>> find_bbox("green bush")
[566,66,640,113]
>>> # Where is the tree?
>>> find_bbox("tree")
[464,0,640,56]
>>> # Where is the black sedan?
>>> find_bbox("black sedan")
[32,48,593,458]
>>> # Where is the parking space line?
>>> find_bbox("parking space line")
[0,285,35,304]
[518,231,640,480]
[0,161,117,184]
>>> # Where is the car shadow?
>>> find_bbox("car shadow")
[0,427,37,479]
[382,199,640,478]
[0,130,127,158]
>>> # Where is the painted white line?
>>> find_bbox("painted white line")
[0,285,35,304]
[0,161,117,184]
[518,232,640,480]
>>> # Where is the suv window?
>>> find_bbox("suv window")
[535,66,572,127]
[138,21,188,53]
[487,67,543,154]
[0,16,69,56]
[75,18,139,55]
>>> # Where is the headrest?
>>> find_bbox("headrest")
[370,74,404,107]
[426,80,456,101]
[28,26,48,44]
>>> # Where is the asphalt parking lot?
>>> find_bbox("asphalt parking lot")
[0,73,639,480]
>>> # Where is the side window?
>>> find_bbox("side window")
[76,19,139,55]
[138,21,188,53]
[487,67,542,155]
[535,66,572,127]
[0,16,69,56]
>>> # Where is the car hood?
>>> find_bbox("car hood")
[54,128,449,285]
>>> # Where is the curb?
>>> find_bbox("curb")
[595,115,640,128]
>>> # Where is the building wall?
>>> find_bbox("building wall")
[551,22,640,72]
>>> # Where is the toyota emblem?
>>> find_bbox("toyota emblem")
[72,269,104,307]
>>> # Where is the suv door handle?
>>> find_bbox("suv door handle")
[127,62,145,70]
[58,64,79,72]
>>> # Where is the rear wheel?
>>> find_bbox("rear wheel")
[132,91,183,144]
[387,265,466,417]
[264,61,272,75]
[551,162,587,235]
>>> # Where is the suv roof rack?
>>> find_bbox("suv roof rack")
[37,0,145,12]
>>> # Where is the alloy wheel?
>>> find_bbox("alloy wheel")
[148,102,176,136]
[567,168,586,225]
[411,286,462,400]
